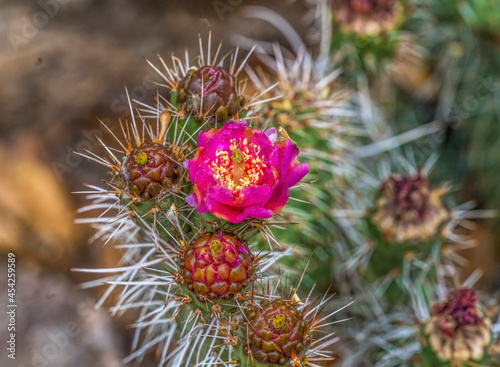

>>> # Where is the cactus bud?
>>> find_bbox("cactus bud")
[333,0,401,35]
[348,0,394,14]
[425,289,492,362]
[372,173,448,243]
[177,66,243,122]
[122,143,181,200]
[243,299,311,365]
[181,232,255,300]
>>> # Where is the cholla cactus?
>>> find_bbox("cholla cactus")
[73,4,500,367]
[74,32,349,367]
[321,0,500,214]
[243,7,500,367]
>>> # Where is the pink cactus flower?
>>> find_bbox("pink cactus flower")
[185,120,309,223]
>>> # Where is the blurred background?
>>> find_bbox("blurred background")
[0,0,498,366]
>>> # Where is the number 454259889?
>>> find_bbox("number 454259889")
[7,253,15,302]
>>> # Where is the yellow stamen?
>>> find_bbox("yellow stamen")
[134,152,148,165]
[210,240,222,257]
[210,138,266,195]
[272,314,286,329]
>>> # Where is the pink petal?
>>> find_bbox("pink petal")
[208,184,275,208]
[242,205,274,219]
[278,140,300,179]
[197,127,218,148]
[205,196,246,223]
[264,189,290,215]
[239,184,275,206]
[186,192,198,207]
[186,150,206,181]
[188,187,209,213]
[265,128,278,143]
[282,161,309,190]
[207,186,235,206]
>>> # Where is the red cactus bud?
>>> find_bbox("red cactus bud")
[373,173,448,242]
[123,143,181,200]
[383,174,431,218]
[425,288,492,362]
[333,0,401,35]
[177,66,244,122]
[181,232,255,300]
[244,299,311,365]
[348,0,394,14]
[432,289,483,337]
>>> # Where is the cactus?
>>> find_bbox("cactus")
[322,0,500,221]
[74,32,348,367]
[237,3,500,366]
[73,5,500,367]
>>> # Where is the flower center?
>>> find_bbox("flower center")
[210,138,267,193]
[134,152,148,165]
[209,240,222,257]
[231,149,245,163]
[272,314,286,329]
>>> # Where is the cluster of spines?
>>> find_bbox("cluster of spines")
[238,3,500,367]
[75,2,500,365]
[74,32,348,367]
